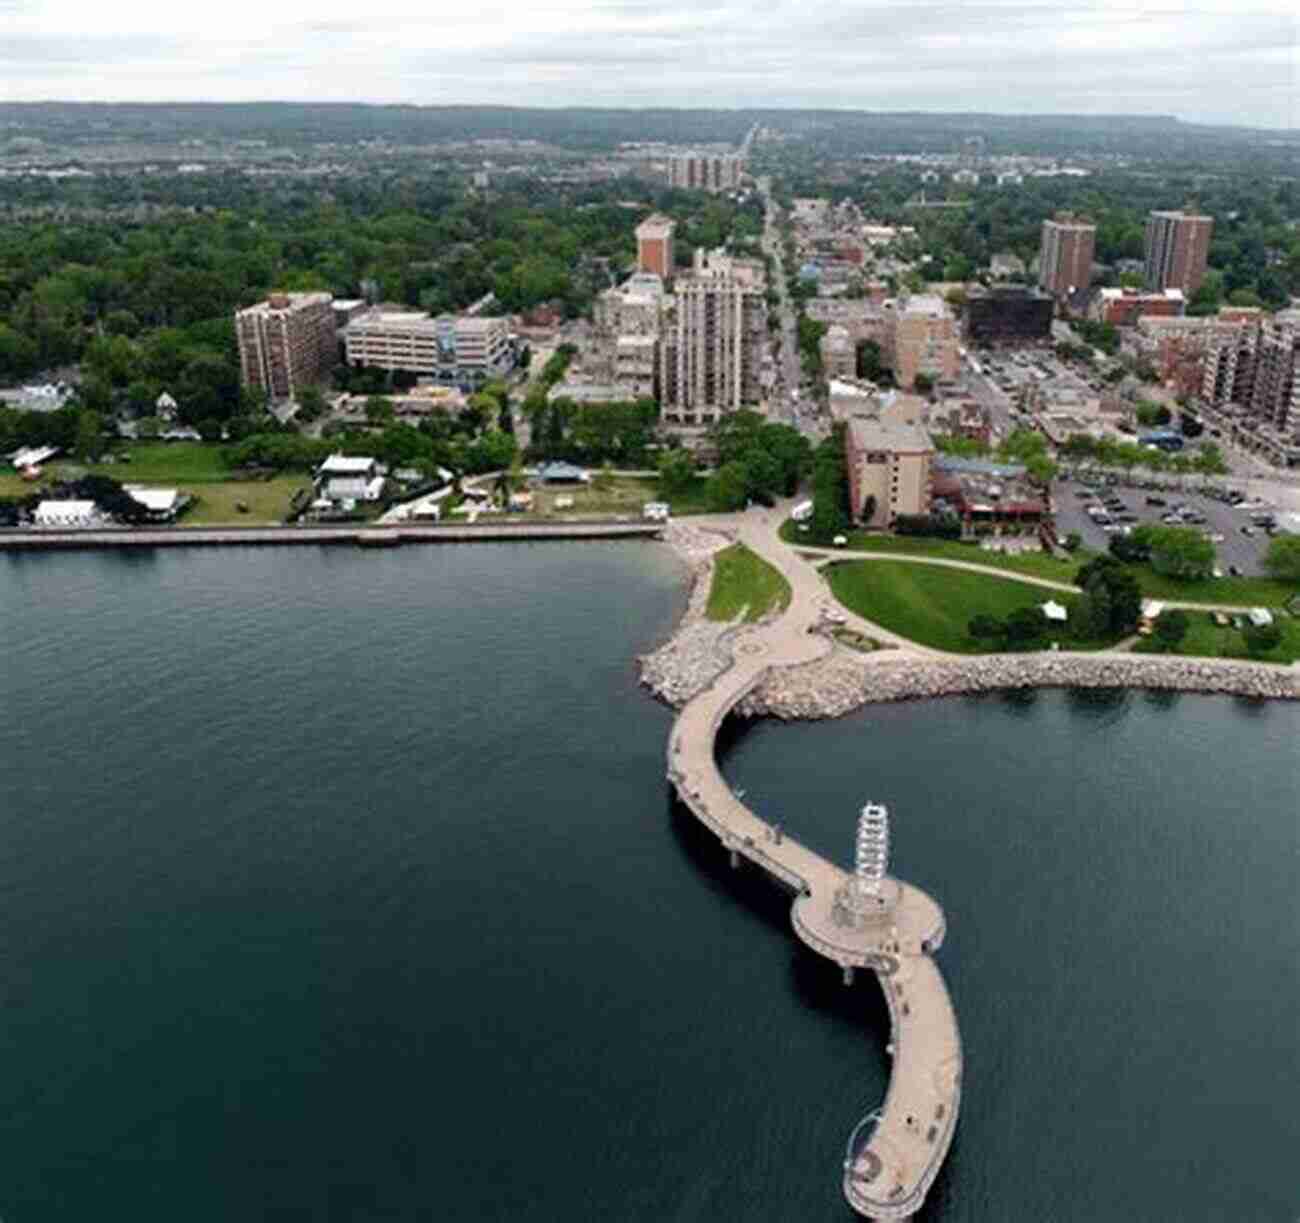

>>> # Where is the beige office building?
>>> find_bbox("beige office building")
[886,296,959,390]
[846,419,935,527]
[235,292,337,401]
[659,248,766,425]
[342,311,511,379]
[1038,215,1095,299]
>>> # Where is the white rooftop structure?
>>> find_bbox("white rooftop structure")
[1248,607,1274,627]
[124,486,181,514]
[9,445,59,468]
[317,454,378,476]
[1041,600,1069,623]
[34,500,99,527]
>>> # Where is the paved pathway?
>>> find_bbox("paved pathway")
[666,507,960,1220]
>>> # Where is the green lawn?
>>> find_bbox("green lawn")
[707,543,792,623]
[1125,569,1297,608]
[781,519,1088,583]
[781,518,1298,607]
[181,478,310,525]
[1132,611,1300,665]
[826,559,1111,653]
[87,442,232,483]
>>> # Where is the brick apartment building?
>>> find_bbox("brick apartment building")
[235,292,337,401]
[1144,210,1214,295]
[635,214,676,280]
[1038,214,1095,299]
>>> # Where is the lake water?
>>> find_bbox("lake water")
[2,543,1297,1221]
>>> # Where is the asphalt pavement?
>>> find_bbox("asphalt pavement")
[1052,476,1278,577]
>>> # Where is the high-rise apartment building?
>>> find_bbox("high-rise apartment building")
[1144,210,1214,295]
[635,214,676,280]
[666,152,744,193]
[235,292,337,401]
[659,248,766,426]
[1248,318,1300,432]
[1038,214,1095,299]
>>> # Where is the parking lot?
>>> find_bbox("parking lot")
[1053,476,1279,577]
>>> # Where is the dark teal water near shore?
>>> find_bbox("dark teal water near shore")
[2,545,1297,1221]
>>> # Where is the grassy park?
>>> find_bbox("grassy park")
[1132,610,1300,665]
[825,559,1096,654]
[707,543,792,623]
[783,519,1297,608]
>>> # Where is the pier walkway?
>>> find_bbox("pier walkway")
[665,513,961,1220]
[0,521,662,552]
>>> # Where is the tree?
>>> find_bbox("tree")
[1075,584,1112,640]
[1063,531,1083,552]
[1244,621,1283,655]
[810,426,849,541]
[1155,609,1190,649]
[196,417,223,442]
[1075,556,1142,633]
[1005,606,1047,643]
[707,461,749,512]
[1180,412,1204,439]
[297,386,326,423]
[75,409,104,461]
[1137,524,1215,580]
[968,613,1003,640]
[657,449,697,498]
[1262,535,1300,582]
[861,494,878,526]
[365,396,395,426]
[855,339,887,383]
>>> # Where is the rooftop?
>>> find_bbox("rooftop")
[848,419,934,453]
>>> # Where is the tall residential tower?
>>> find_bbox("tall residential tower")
[1144,209,1214,295]
[1038,214,1095,300]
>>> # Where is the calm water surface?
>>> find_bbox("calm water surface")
[1,543,1297,1221]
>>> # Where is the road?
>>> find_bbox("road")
[757,176,819,442]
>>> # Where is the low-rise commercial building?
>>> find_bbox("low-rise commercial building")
[845,419,935,527]
[965,286,1054,345]
[342,311,512,382]
[1092,287,1185,327]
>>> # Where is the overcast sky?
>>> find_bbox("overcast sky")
[3,0,1297,129]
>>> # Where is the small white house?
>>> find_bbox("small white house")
[34,500,100,527]
[9,445,60,469]
[1248,607,1274,628]
[315,454,382,503]
[124,485,183,522]
[1041,600,1069,624]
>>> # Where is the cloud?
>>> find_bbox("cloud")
[0,0,1294,128]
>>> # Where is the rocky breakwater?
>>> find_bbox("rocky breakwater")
[738,651,1298,720]
[638,520,738,707]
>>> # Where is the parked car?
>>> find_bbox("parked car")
[1145,496,1167,507]
[1241,525,1256,536]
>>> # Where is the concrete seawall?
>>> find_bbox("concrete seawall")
[0,522,663,552]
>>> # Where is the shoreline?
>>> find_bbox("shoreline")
[641,526,1299,716]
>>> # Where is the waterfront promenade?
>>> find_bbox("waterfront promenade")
[0,521,662,552]
[665,514,962,1220]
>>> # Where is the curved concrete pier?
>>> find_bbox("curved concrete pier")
[665,513,961,1220]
